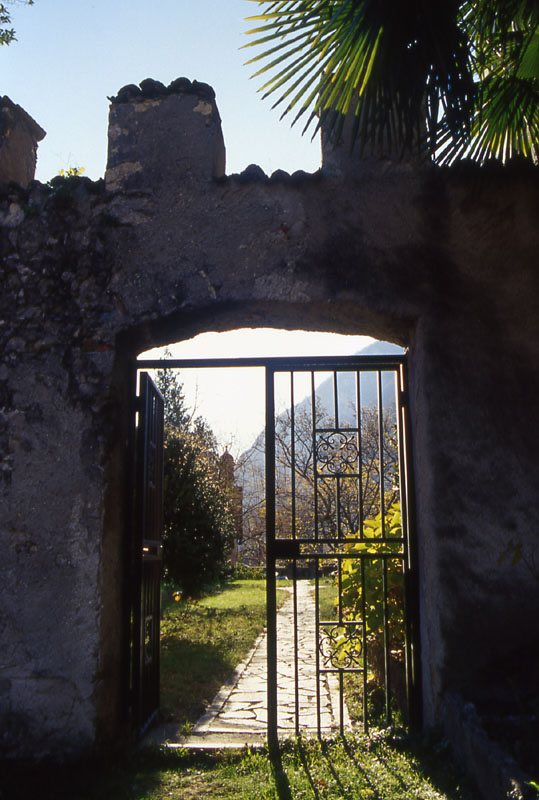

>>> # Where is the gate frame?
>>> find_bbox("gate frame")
[128,370,165,733]
[131,354,421,740]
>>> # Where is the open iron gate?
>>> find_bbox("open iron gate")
[131,372,164,731]
[132,354,419,741]
[264,356,420,747]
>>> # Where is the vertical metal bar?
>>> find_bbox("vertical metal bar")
[290,372,300,735]
[339,670,344,736]
[334,372,341,541]
[338,556,343,624]
[132,373,146,726]
[376,370,390,724]
[265,367,278,754]
[311,372,319,542]
[397,362,422,728]
[290,372,296,542]
[361,556,368,732]
[338,556,344,735]
[383,553,391,725]
[336,476,342,539]
[377,371,386,533]
[315,555,321,737]
[333,370,339,429]
[356,370,364,539]
[396,367,412,726]
[125,360,139,727]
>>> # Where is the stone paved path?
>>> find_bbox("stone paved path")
[147,579,350,748]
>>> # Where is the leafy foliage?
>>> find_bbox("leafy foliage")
[0,1,34,46]
[156,367,235,597]
[341,502,405,646]
[442,0,539,161]
[244,0,539,163]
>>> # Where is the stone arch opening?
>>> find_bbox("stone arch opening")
[126,319,414,744]
[98,296,412,750]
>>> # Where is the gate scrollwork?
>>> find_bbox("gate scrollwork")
[316,431,359,476]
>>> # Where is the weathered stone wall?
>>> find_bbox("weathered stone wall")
[1,77,538,760]
[0,176,127,756]
[0,97,45,187]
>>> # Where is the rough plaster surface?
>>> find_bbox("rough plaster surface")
[0,97,45,187]
[1,78,538,762]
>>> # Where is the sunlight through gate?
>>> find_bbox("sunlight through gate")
[265,356,420,746]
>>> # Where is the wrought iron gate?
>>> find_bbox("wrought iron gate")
[131,372,164,731]
[265,356,419,745]
[133,354,419,743]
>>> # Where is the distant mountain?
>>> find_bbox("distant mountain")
[297,340,404,421]
[236,340,405,561]
[239,339,404,464]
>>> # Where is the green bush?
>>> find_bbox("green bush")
[341,503,405,662]
[231,563,266,580]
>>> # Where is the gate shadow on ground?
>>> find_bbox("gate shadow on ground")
[267,733,481,800]
[296,737,380,800]
[269,746,294,800]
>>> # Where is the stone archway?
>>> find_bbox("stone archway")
[1,79,538,766]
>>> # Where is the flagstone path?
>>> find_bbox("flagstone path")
[145,579,349,749]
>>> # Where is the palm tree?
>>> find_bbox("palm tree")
[244,0,539,164]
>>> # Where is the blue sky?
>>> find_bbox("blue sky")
[1,0,321,181]
[2,1,377,449]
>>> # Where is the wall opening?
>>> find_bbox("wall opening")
[131,328,416,746]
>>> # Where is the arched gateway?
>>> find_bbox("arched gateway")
[132,351,420,746]
[1,79,538,781]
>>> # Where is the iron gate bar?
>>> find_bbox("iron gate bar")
[264,364,279,755]
[131,372,164,732]
[136,355,408,371]
[289,373,301,736]
[134,352,420,740]
[309,372,321,734]
[397,362,422,728]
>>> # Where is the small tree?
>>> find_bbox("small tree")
[155,366,236,597]
[1,1,34,46]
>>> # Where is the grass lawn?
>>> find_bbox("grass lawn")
[0,731,481,799]
[1,577,482,799]
[160,578,288,725]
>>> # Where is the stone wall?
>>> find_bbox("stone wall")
[0,97,45,187]
[1,77,538,763]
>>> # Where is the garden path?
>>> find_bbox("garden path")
[147,579,349,749]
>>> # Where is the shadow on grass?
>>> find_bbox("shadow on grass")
[160,638,236,721]
[0,751,164,800]
[269,745,294,800]
[340,730,481,800]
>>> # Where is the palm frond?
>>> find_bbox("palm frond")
[244,0,539,164]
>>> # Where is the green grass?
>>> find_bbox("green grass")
[0,731,481,799]
[160,579,288,725]
[2,578,481,799]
